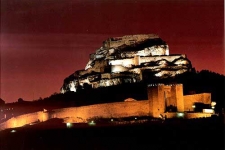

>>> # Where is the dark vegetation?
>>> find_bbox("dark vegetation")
[0,70,224,118]
[175,70,225,112]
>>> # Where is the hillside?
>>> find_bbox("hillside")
[1,70,224,119]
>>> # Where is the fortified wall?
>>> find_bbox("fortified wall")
[184,93,211,111]
[0,84,214,131]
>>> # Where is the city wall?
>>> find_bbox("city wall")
[54,100,150,123]
[0,100,150,131]
[0,86,213,131]
[183,93,211,111]
[0,111,49,131]
[163,112,212,119]
[109,55,186,69]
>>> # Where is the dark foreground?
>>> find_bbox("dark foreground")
[0,117,224,150]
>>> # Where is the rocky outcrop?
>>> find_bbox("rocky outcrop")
[60,34,193,93]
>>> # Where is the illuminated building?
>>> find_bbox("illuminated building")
[60,34,193,93]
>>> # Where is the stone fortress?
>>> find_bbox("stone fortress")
[0,83,215,131]
[60,34,192,93]
[0,34,216,131]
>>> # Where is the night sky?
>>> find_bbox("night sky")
[1,0,224,103]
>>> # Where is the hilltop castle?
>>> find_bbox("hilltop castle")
[60,34,193,93]
[0,35,217,130]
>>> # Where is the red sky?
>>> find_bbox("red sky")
[1,0,224,103]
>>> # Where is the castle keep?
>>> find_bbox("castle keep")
[60,34,193,93]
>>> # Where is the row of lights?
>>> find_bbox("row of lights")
[66,117,139,128]
[148,83,182,87]
[147,84,163,87]
[1,108,13,112]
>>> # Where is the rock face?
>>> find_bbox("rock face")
[60,34,193,93]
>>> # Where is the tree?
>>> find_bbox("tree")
[0,98,5,106]
[18,98,24,103]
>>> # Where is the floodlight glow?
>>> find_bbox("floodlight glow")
[211,102,216,107]
[177,112,184,118]
[192,105,196,108]
[66,123,73,128]
[203,109,214,113]
[88,120,96,126]
[11,130,16,133]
